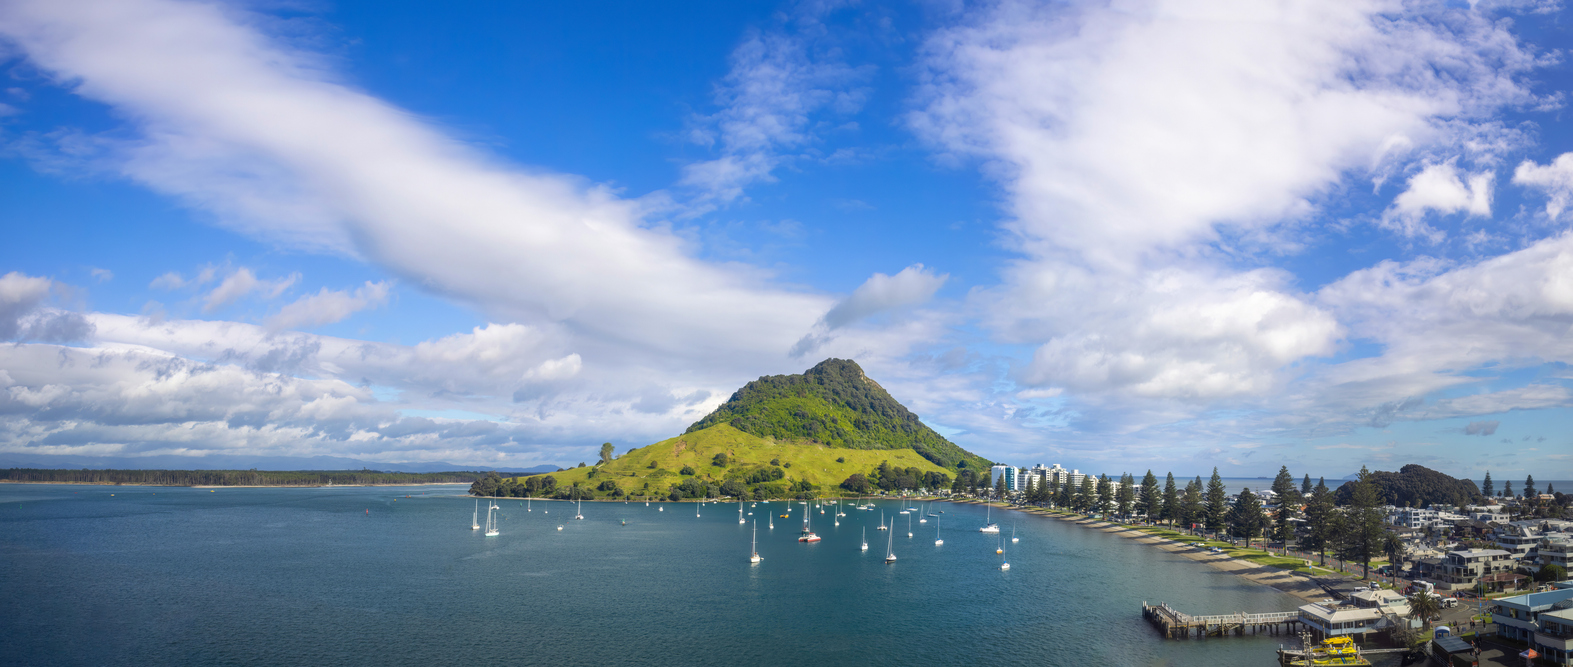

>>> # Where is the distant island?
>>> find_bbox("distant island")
[471,358,992,501]
[1,468,487,487]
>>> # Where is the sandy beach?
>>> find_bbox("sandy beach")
[946,499,1333,605]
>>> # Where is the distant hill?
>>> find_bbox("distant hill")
[1333,464,1483,508]
[480,359,990,501]
[685,358,990,472]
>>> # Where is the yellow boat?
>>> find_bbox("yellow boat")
[1284,636,1371,666]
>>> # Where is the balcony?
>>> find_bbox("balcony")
[1495,615,1536,631]
[1536,633,1573,652]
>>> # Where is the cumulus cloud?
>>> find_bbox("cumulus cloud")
[911,0,1538,264]
[1464,419,1499,436]
[1383,161,1493,241]
[0,271,95,343]
[903,0,1541,421]
[1514,152,1573,220]
[265,280,390,332]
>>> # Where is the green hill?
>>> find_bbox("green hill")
[686,358,990,472]
[473,359,991,501]
[1333,464,1483,508]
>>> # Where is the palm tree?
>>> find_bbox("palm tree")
[1383,532,1405,588]
[1408,590,1440,628]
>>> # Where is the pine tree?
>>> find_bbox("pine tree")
[1228,488,1266,546]
[995,468,1007,499]
[1347,466,1387,579]
[1504,481,1513,498]
[1525,475,1537,498]
[1116,473,1135,518]
[1058,477,1074,509]
[1140,470,1161,523]
[1161,473,1178,526]
[1270,466,1302,555]
[1303,478,1334,566]
[1481,471,1494,497]
[1301,474,1312,495]
[1076,476,1095,513]
[1204,468,1227,534]
[1095,475,1113,517]
[1182,477,1203,531]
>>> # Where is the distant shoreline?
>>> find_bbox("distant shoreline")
[0,480,473,489]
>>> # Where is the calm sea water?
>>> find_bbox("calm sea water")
[1,484,1408,666]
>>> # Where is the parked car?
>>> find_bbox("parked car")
[1441,598,1458,608]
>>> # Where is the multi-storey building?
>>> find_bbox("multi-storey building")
[1434,549,1516,591]
[1492,588,1573,662]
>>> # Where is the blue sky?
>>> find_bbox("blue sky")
[0,0,1570,480]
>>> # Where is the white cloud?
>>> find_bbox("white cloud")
[0,271,95,342]
[822,264,947,330]
[0,0,831,377]
[680,14,871,205]
[265,280,389,332]
[911,0,1538,265]
[202,267,297,311]
[1001,264,1340,399]
[1383,161,1493,241]
[89,267,113,282]
[1513,152,1573,220]
[790,264,949,358]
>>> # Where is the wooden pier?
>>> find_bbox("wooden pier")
[1142,602,1301,639]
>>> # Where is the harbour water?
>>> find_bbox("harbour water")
[1,484,1407,666]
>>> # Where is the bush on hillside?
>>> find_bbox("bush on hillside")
[680,465,696,476]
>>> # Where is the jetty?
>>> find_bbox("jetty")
[1141,602,1301,639]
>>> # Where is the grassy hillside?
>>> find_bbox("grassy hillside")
[499,423,950,500]
[685,358,990,472]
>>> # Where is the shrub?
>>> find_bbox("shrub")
[597,480,620,492]
[836,457,845,463]
[712,453,729,467]
[680,465,696,476]
[783,462,792,468]
[770,458,781,466]
[720,479,745,497]
[647,460,658,469]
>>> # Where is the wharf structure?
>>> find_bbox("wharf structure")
[1141,602,1300,639]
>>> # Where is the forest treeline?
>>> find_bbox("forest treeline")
[0,468,487,486]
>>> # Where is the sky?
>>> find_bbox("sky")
[0,0,1570,480]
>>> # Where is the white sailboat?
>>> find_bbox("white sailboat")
[472,499,480,530]
[575,498,584,520]
[750,521,762,564]
[861,527,869,551]
[798,500,820,542]
[1011,524,1019,543]
[484,501,500,537]
[527,498,532,512]
[907,512,913,538]
[934,515,943,546]
[739,499,746,525]
[979,504,1000,533]
[1000,536,1010,570]
[919,501,928,523]
[884,523,897,564]
[876,510,889,530]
